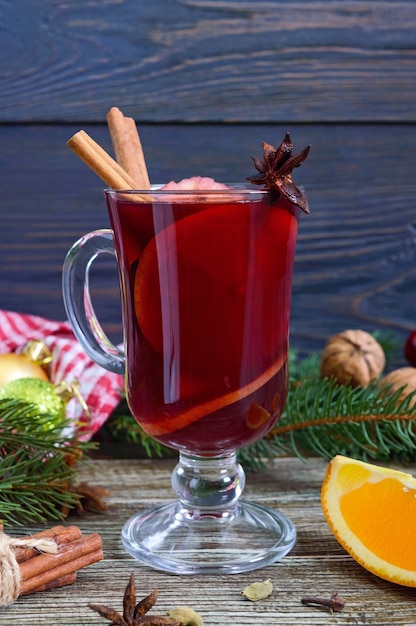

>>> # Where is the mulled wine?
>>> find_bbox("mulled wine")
[105,186,299,455]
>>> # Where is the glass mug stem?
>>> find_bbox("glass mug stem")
[172,451,245,513]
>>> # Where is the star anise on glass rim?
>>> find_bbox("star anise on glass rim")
[88,573,180,626]
[247,132,311,214]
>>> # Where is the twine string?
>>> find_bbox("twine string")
[0,532,58,607]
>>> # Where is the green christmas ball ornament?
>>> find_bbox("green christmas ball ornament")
[0,377,67,430]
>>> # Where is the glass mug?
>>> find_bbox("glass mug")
[62,184,299,574]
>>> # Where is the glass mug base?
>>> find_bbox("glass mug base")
[121,501,296,575]
[121,451,296,574]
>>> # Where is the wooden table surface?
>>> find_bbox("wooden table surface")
[2,457,416,625]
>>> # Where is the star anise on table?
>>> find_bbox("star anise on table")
[88,574,180,626]
[247,132,311,213]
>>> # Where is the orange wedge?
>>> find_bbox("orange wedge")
[321,455,416,587]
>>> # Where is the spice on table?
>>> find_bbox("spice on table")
[301,592,345,613]
[19,532,102,596]
[0,525,103,607]
[242,579,273,601]
[11,525,82,563]
[167,606,204,626]
[72,482,110,514]
[88,573,180,625]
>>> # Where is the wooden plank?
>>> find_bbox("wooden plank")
[0,1,415,122]
[1,123,415,356]
[1,457,416,624]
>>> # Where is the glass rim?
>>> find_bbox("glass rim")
[104,183,268,196]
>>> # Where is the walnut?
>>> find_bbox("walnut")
[380,367,416,407]
[320,330,386,387]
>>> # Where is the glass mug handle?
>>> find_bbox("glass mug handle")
[62,228,125,375]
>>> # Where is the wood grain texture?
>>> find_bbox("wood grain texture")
[1,458,416,624]
[0,0,415,122]
[1,123,415,357]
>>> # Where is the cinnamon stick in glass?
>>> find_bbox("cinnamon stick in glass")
[107,107,150,189]
[67,130,151,201]
[67,130,138,190]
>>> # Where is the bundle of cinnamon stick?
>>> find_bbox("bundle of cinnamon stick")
[0,522,103,602]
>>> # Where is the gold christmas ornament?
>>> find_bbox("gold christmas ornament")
[380,367,416,408]
[21,339,53,369]
[320,329,386,388]
[0,352,49,387]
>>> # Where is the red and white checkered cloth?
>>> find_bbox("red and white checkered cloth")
[0,310,124,438]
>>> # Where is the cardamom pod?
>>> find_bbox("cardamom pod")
[167,606,204,626]
[242,579,273,601]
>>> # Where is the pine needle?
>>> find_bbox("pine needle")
[0,398,95,526]
[266,378,416,463]
[103,399,166,458]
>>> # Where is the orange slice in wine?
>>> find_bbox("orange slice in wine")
[134,203,251,380]
[142,352,286,436]
[135,201,295,381]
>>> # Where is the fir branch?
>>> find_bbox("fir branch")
[0,398,95,526]
[288,348,321,383]
[268,378,416,463]
[238,436,287,471]
[101,399,167,458]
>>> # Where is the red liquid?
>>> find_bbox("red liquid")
[106,190,299,455]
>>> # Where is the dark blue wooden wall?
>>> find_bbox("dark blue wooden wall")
[1,1,415,355]
[1,1,415,123]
